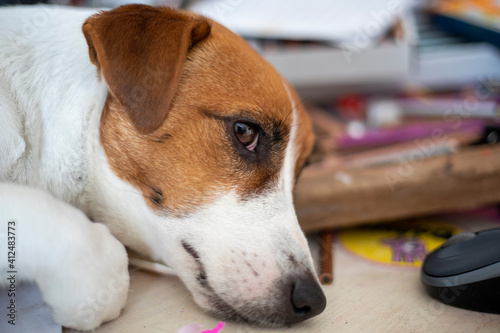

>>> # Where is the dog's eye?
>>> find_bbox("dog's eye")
[234,122,258,151]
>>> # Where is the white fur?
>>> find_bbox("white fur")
[0,5,108,204]
[0,184,129,330]
[0,6,126,330]
[0,5,320,329]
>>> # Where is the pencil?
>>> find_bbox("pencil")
[319,230,333,285]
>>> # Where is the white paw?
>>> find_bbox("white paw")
[39,222,130,331]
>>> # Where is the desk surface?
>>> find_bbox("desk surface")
[88,218,500,333]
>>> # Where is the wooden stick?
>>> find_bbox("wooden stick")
[296,145,500,232]
[319,230,334,285]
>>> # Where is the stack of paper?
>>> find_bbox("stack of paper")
[188,0,413,46]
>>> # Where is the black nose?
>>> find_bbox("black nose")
[284,276,327,324]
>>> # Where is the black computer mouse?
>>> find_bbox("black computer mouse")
[421,228,500,314]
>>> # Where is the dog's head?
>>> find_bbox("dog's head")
[83,5,325,326]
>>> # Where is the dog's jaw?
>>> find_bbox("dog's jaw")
[169,192,316,326]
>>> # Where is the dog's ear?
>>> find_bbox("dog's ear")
[82,5,211,133]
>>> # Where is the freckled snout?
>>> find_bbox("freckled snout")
[282,274,327,324]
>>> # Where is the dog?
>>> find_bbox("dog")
[0,4,326,330]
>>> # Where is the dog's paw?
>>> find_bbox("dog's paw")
[39,222,130,331]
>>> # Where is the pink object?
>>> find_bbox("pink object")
[201,321,225,333]
[176,323,202,333]
[337,119,484,149]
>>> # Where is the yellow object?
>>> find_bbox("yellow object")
[338,221,463,267]
[435,0,500,18]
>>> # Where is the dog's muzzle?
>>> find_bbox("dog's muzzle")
[181,240,326,325]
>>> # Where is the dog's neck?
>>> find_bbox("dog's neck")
[0,6,173,259]
[1,7,100,200]
[0,7,123,219]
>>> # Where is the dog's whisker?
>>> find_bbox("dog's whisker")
[97,168,155,203]
[290,122,306,129]
[102,172,164,206]
[281,95,311,126]
[128,174,163,197]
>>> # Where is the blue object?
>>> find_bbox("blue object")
[432,13,500,49]
[0,282,61,332]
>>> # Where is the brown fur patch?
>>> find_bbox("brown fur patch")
[93,6,314,215]
[83,5,211,134]
[286,85,315,182]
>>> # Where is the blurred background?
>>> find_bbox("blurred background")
[6,0,499,100]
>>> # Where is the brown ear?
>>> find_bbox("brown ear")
[82,4,211,133]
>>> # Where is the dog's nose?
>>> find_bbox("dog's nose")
[284,276,327,324]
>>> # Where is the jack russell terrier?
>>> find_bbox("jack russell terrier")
[0,4,326,330]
